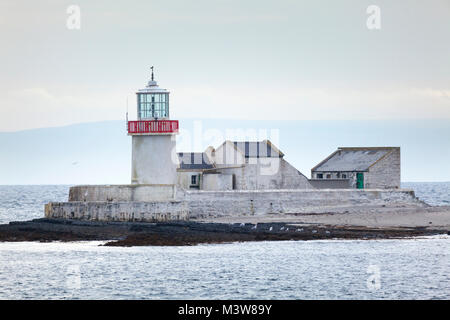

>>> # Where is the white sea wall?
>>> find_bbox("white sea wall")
[46,188,422,222]
[69,185,176,201]
[184,189,420,218]
[45,201,188,222]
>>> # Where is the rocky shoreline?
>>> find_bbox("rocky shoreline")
[0,218,447,246]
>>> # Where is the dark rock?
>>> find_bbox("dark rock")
[0,218,447,247]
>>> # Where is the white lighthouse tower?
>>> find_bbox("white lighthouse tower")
[128,67,179,187]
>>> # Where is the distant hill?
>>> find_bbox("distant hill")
[0,121,130,185]
[1,119,449,184]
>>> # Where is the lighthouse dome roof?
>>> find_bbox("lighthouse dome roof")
[137,80,169,94]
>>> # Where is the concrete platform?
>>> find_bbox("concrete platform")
[45,187,426,222]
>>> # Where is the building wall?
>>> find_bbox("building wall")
[203,141,313,190]
[131,135,178,185]
[347,172,358,188]
[276,158,313,189]
[202,173,233,190]
[365,148,401,189]
[218,158,313,190]
[312,172,351,180]
[309,179,350,189]
[177,171,202,190]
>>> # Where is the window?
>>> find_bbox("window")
[317,173,323,179]
[137,93,169,119]
[191,175,197,185]
[326,174,331,179]
[342,174,347,179]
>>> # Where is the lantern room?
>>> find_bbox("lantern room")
[136,68,169,120]
[128,67,179,135]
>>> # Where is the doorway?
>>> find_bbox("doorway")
[356,173,364,189]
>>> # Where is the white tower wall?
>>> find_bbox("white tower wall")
[131,135,178,185]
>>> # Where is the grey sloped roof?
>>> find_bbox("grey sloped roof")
[177,152,214,170]
[232,141,283,158]
[313,148,394,172]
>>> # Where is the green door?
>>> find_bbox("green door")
[356,173,364,189]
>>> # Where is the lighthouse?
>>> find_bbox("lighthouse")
[128,67,179,186]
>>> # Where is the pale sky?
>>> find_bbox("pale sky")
[0,0,449,132]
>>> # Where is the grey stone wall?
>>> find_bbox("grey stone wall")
[47,188,421,222]
[309,179,350,189]
[177,171,202,190]
[202,173,233,190]
[184,189,418,218]
[45,201,188,222]
[69,185,176,201]
[218,158,313,190]
[366,148,401,189]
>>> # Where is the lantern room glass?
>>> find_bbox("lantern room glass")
[137,93,169,119]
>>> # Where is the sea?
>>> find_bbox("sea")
[0,183,449,300]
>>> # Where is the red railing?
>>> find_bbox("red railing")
[128,120,179,134]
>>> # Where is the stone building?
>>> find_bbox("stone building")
[177,140,313,190]
[310,147,400,189]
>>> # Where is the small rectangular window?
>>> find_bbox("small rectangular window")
[317,174,323,179]
[191,175,197,185]
[326,174,331,179]
[342,174,347,179]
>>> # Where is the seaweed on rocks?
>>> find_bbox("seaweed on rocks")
[0,218,444,246]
